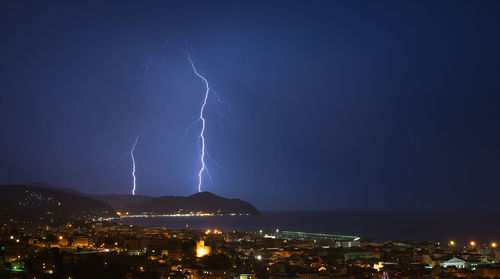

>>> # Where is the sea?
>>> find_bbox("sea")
[117,210,500,243]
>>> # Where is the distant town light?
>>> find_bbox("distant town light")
[492,242,497,248]
[449,240,455,246]
[256,255,262,260]
[470,241,476,247]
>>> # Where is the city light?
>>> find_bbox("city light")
[1,219,495,277]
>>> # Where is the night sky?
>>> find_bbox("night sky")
[1,1,499,210]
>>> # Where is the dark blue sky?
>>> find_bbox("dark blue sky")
[1,1,499,210]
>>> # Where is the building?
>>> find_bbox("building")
[442,257,466,269]
[197,240,211,257]
[71,234,90,248]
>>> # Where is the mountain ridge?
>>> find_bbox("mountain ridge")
[125,191,260,215]
[1,184,260,216]
[0,184,114,225]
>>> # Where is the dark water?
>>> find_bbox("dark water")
[117,210,500,243]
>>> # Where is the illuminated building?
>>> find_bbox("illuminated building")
[58,236,68,247]
[196,240,211,257]
[10,260,25,272]
[71,234,90,248]
[442,257,466,269]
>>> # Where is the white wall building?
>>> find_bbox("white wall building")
[442,257,466,269]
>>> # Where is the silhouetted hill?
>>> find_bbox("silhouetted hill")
[4,183,260,215]
[126,191,260,215]
[0,184,114,225]
[25,183,153,210]
[87,194,153,210]
[27,182,84,195]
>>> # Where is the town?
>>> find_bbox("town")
[1,221,499,279]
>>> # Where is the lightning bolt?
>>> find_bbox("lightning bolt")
[130,136,139,195]
[143,42,231,193]
[183,50,209,193]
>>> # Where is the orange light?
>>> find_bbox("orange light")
[197,247,207,257]
[196,240,209,257]
[449,240,455,246]
[492,242,497,248]
[59,236,63,240]
[470,241,476,247]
